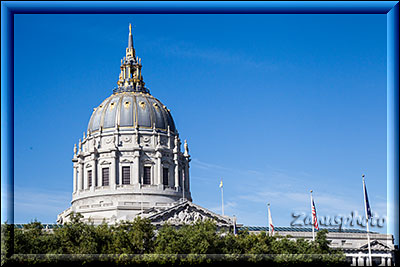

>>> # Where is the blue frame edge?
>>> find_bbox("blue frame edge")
[387,3,399,247]
[1,2,14,226]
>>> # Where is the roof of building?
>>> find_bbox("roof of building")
[14,224,59,229]
[12,223,376,234]
[87,92,176,134]
[87,24,176,134]
[239,226,376,234]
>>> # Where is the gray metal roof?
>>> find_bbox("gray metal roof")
[14,224,61,229]
[87,92,176,134]
[239,226,376,234]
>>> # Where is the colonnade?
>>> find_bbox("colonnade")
[72,151,190,194]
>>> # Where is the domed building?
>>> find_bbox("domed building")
[57,25,233,228]
[52,25,395,265]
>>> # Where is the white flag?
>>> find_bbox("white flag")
[268,203,274,236]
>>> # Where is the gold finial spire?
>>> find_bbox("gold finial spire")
[126,23,135,58]
[115,24,148,93]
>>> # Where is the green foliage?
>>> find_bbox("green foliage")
[112,216,155,254]
[51,212,98,254]
[1,215,347,266]
[93,222,114,254]
[1,221,14,265]
[154,223,181,254]
[315,229,332,253]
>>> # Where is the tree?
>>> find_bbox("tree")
[179,219,220,254]
[51,212,98,254]
[93,222,114,254]
[1,222,14,265]
[112,216,155,254]
[1,217,347,265]
[315,229,332,253]
[13,220,55,254]
[154,223,182,254]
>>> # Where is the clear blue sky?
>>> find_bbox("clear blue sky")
[9,14,387,233]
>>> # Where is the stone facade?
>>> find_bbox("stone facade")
[57,122,192,224]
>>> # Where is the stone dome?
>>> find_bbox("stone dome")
[87,92,176,134]
[57,24,192,225]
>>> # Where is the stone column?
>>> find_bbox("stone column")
[133,150,140,184]
[83,163,88,190]
[73,165,77,193]
[110,151,117,189]
[91,157,96,191]
[130,161,134,185]
[77,161,83,191]
[98,158,103,187]
[351,257,356,266]
[174,159,179,189]
[156,151,162,185]
[184,161,189,191]
[76,163,80,192]
[358,256,364,266]
[80,162,84,190]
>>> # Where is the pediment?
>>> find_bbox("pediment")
[146,200,233,227]
[360,240,391,251]
[161,159,173,165]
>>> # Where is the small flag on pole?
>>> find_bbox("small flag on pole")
[219,179,223,188]
[363,175,372,219]
[362,174,372,266]
[311,194,319,231]
[268,203,274,236]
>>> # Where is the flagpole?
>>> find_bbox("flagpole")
[363,174,372,266]
[310,190,315,241]
[268,203,271,236]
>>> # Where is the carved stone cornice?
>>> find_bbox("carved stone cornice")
[359,240,391,251]
[143,200,233,227]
